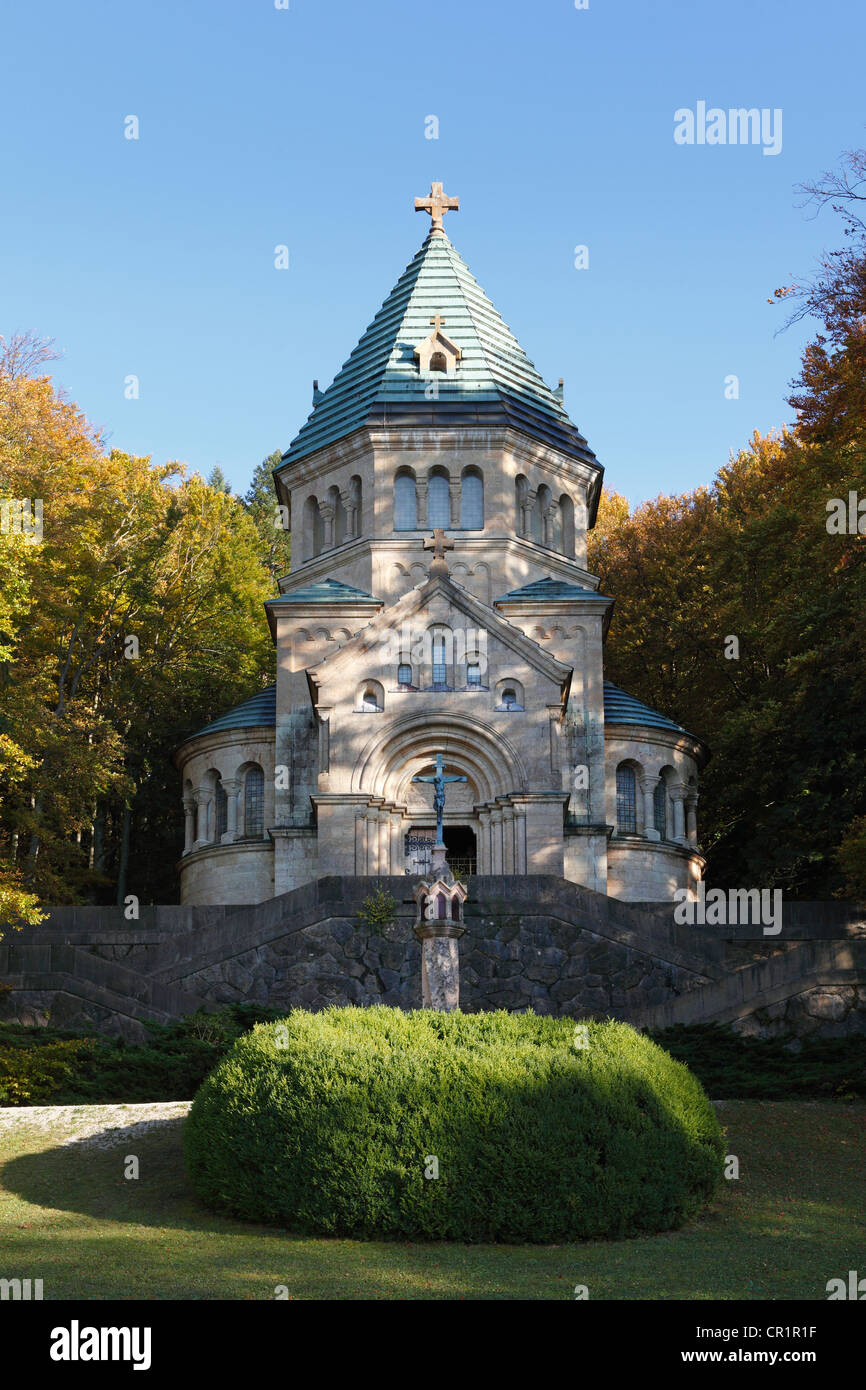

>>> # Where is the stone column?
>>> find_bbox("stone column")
[671,782,687,844]
[545,500,559,549]
[513,805,527,872]
[414,921,465,1011]
[686,794,699,847]
[365,807,379,873]
[448,477,460,527]
[490,807,504,874]
[643,775,661,842]
[355,810,367,874]
[341,488,357,539]
[389,812,405,874]
[377,807,391,873]
[183,796,196,854]
[319,499,335,550]
[194,790,211,848]
[220,778,239,843]
[416,478,428,528]
[478,809,492,873]
[502,805,515,873]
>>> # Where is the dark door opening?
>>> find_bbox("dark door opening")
[444,825,476,878]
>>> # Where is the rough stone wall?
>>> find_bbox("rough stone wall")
[1,876,864,1040]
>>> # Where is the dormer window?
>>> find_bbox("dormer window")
[413,313,462,375]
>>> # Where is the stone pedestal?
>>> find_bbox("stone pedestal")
[413,921,465,1011]
[413,850,467,1011]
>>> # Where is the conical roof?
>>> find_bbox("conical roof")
[281,228,600,472]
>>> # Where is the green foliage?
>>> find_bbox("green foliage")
[356,883,396,931]
[837,816,866,900]
[184,1007,724,1241]
[0,1036,95,1104]
[652,1024,866,1100]
[0,1005,284,1105]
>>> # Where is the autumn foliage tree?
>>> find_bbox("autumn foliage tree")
[0,336,275,908]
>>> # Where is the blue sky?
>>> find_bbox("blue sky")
[1,0,863,505]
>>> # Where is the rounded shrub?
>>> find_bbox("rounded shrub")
[184,1006,724,1242]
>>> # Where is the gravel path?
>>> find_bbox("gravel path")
[0,1102,192,1149]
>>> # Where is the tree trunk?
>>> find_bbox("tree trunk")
[116,804,131,906]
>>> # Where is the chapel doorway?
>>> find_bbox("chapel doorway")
[443,826,476,879]
[403,825,477,877]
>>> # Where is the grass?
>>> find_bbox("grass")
[0,1100,864,1299]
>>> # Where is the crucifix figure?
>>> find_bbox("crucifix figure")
[414,181,459,233]
[423,528,453,575]
[413,753,467,848]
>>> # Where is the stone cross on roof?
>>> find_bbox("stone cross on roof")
[414,181,459,234]
[424,528,454,575]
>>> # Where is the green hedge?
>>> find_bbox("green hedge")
[184,1006,724,1242]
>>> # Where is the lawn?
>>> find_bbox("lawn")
[0,1100,863,1300]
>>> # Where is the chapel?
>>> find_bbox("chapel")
[175,184,707,906]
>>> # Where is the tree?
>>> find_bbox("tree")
[243,448,291,588]
[0,343,275,906]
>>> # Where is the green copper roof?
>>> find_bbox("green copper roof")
[280,229,600,474]
[190,685,277,740]
[496,576,612,604]
[267,578,379,605]
[603,681,692,736]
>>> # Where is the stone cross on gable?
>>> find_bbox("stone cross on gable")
[423,528,454,564]
[414,181,459,233]
[430,313,447,334]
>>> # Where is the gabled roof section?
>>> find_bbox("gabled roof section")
[305,570,572,698]
[496,576,612,604]
[266,577,379,606]
[189,685,277,740]
[280,228,600,474]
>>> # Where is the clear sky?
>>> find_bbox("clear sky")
[1,0,863,505]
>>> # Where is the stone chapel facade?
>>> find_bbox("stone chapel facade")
[175,185,707,906]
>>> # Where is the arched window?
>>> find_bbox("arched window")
[430,352,447,373]
[653,780,667,837]
[431,628,450,687]
[515,475,528,536]
[427,471,450,529]
[361,687,381,712]
[502,688,518,709]
[215,781,227,840]
[460,468,484,529]
[397,663,413,687]
[616,765,637,834]
[559,494,575,557]
[244,766,264,838]
[466,663,481,689]
[436,892,447,918]
[304,496,322,559]
[394,471,417,531]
